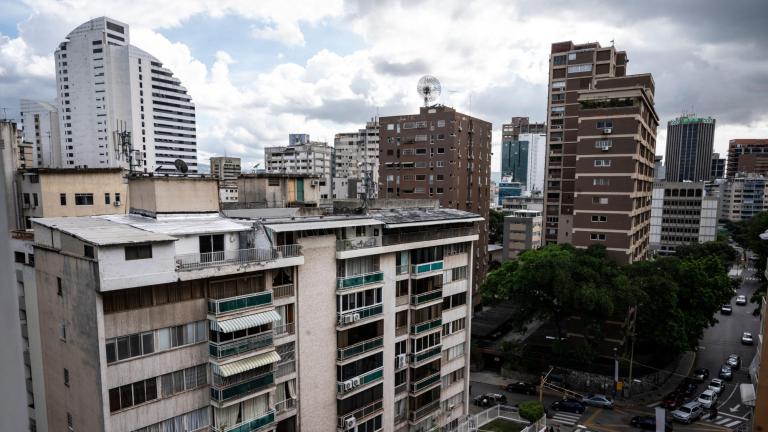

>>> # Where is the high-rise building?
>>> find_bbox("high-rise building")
[543,41,658,263]
[333,120,379,199]
[663,116,716,182]
[497,178,523,205]
[54,17,197,172]
[720,175,768,222]
[649,181,717,255]
[727,139,768,177]
[500,117,546,193]
[210,157,241,203]
[711,153,725,179]
[378,105,492,308]
[654,155,665,180]
[19,99,61,168]
[265,138,333,200]
[502,210,542,261]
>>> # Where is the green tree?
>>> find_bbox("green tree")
[675,241,739,269]
[518,401,545,423]
[489,209,505,244]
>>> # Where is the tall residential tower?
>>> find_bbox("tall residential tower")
[663,115,716,182]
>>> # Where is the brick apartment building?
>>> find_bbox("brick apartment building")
[727,139,768,177]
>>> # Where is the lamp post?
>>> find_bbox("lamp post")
[613,347,619,396]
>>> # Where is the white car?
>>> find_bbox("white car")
[697,389,718,409]
[671,401,703,423]
[708,378,725,395]
[742,332,754,345]
[736,295,747,305]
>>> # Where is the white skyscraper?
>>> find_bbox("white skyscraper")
[520,131,546,194]
[54,17,197,172]
[19,99,61,168]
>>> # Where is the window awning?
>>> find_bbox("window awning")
[213,350,281,377]
[210,310,281,333]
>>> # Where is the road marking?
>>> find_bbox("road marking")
[718,384,739,408]
[725,420,742,427]
[729,403,741,412]
[550,411,582,426]
[716,417,731,425]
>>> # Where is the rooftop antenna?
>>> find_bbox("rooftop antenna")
[417,75,441,107]
[610,39,615,47]
[174,158,189,174]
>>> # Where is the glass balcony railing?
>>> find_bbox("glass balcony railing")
[410,290,442,306]
[211,373,274,402]
[410,261,444,275]
[410,372,440,393]
[337,367,383,395]
[409,400,440,422]
[208,291,272,315]
[209,332,273,359]
[410,318,442,335]
[410,346,441,365]
[336,271,384,290]
[337,304,383,326]
[212,410,275,432]
[337,336,384,361]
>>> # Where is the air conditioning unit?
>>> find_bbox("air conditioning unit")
[113,201,122,207]
[352,377,361,387]
[602,128,612,134]
[396,354,407,369]
[344,417,357,431]
[310,179,320,186]
[448,404,455,411]
[344,380,353,391]
[352,313,361,322]
[342,315,355,324]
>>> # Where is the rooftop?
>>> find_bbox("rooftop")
[33,217,176,246]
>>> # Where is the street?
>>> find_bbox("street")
[470,263,762,431]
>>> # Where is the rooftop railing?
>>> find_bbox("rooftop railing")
[176,244,301,271]
[382,227,478,246]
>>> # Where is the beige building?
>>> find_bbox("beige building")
[210,157,242,203]
[237,173,322,208]
[720,175,768,222]
[502,210,542,260]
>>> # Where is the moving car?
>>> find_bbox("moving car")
[473,393,507,407]
[630,415,674,431]
[697,389,718,409]
[551,399,586,414]
[708,378,725,395]
[505,381,536,395]
[721,304,732,314]
[671,401,703,424]
[742,332,754,345]
[581,394,614,409]
[727,354,741,370]
[719,364,733,381]
[692,368,709,382]
[736,295,747,305]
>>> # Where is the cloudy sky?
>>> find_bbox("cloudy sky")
[1,0,766,171]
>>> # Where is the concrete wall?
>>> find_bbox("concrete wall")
[98,242,177,291]
[129,177,219,215]
[35,170,128,217]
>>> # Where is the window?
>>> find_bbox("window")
[591,215,608,223]
[451,266,468,281]
[23,193,30,205]
[74,193,94,205]
[104,193,110,205]
[60,323,67,341]
[159,364,207,398]
[568,53,576,61]
[590,233,607,241]
[552,80,566,89]
[83,245,95,258]
[125,245,152,260]
[33,193,38,206]
[67,413,73,430]
[442,292,466,310]
[592,197,609,205]
[108,377,158,413]
[14,251,25,264]
[553,55,566,66]
[595,139,612,150]
[268,177,280,186]
[57,277,63,296]
[436,161,445,168]
[115,193,121,203]
[567,64,592,74]
[597,120,613,129]
[60,193,67,205]
[64,368,70,387]
[593,159,612,167]
[437,147,445,154]
[592,178,610,186]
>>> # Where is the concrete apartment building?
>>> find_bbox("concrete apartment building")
[502,210,542,261]
[711,153,725,180]
[649,182,717,255]
[265,139,333,200]
[378,105,492,309]
[53,17,197,172]
[210,157,241,203]
[19,99,62,168]
[236,173,322,208]
[727,139,768,177]
[30,176,477,432]
[663,116,716,182]
[500,117,547,194]
[501,194,543,213]
[543,40,659,264]
[334,120,379,199]
[720,175,768,222]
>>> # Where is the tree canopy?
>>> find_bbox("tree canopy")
[488,209,505,245]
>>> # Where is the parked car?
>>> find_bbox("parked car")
[721,304,733,314]
[662,391,686,410]
[697,389,718,409]
[742,332,754,345]
[671,401,703,423]
[692,368,709,382]
[505,381,536,395]
[736,295,747,305]
[473,393,507,407]
[551,399,586,414]
[727,354,741,370]
[630,415,674,431]
[708,378,725,395]
[581,394,614,409]
[719,364,734,381]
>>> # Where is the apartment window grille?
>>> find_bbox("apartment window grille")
[590,233,607,241]
[74,193,94,205]
[567,64,592,74]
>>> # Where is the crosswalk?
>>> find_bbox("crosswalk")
[701,414,743,429]
[550,411,582,426]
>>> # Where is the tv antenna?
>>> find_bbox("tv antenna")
[417,75,441,107]
[173,158,189,174]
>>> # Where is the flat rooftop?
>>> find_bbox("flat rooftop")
[33,217,176,246]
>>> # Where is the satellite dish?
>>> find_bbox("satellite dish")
[174,159,189,174]
[417,75,441,107]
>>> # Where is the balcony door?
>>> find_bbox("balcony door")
[199,234,225,263]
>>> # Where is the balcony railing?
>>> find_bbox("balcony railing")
[410,318,442,335]
[337,367,384,395]
[209,332,273,359]
[396,295,409,306]
[336,236,381,251]
[274,322,295,337]
[212,410,275,432]
[337,400,383,430]
[275,398,297,414]
[208,291,272,315]
[410,372,440,393]
[410,290,442,306]
[336,271,384,290]
[337,336,383,361]
[409,400,440,422]
[382,227,478,246]
[211,372,274,402]
[275,359,295,378]
[396,264,409,275]
[411,261,444,275]
[176,244,302,271]
[272,284,294,299]
[410,346,441,365]
[337,304,383,326]
[395,382,407,395]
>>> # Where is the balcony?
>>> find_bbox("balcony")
[209,332,273,359]
[382,227,478,246]
[337,367,384,395]
[410,347,441,365]
[411,261,443,276]
[208,291,273,315]
[395,382,407,396]
[336,271,384,290]
[337,400,383,430]
[275,359,295,378]
[410,372,440,393]
[396,264,409,275]
[337,304,383,327]
[275,398,297,415]
[272,284,294,300]
[410,318,442,335]
[211,372,274,403]
[409,400,440,422]
[337,336,384,361]
[176,245,302,271]
[336,236,381,251]
[212,410,275,432]
[410,290,442,306]
[273,322,295,337]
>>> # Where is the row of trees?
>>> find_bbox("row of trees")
[726,212,768,307]
[480,243,738,364]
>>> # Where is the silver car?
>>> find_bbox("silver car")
[672,401,703,423]
[581,393,614,409]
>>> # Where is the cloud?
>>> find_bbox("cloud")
[251,20,305,46]
[373,59,428,77]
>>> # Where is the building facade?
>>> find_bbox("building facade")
[334,120,380,199]
[54,17,197,172]
[649,182,717,255]
[663,116,716,182]
[711,153,725,180]
[500,117,546,193]
[497,179,523,206]
[265,139,333,200]
[378,105,492,308]
[543,40,658,263]
[210,157,241,203]
[19,99,62,168]
[727,139,768,177]
[236,173,322,208]
[502,210,542,261]
[501,194,543,213]
[720,175,768,222]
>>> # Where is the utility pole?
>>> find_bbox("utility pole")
[628,306,637,395]
[613,347,619,396]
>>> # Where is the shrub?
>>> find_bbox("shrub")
[518,400,545,423]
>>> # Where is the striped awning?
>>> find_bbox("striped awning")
[214,350,281,377]
[210,310,282,333]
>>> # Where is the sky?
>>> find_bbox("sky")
[1,0,767,172]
